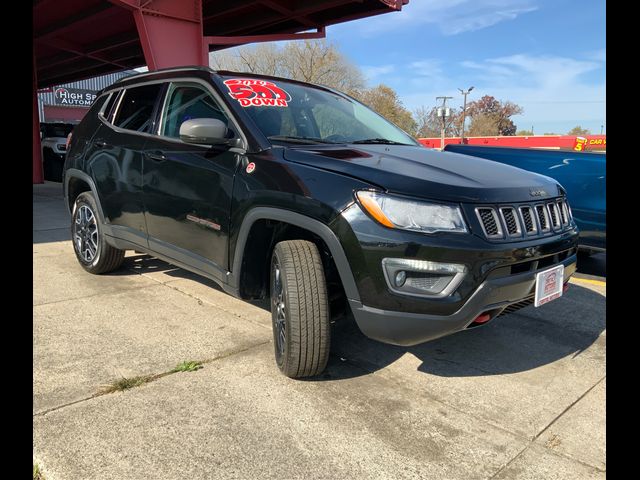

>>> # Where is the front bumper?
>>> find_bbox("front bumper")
[349,254,577,346]
[349,253,577,346]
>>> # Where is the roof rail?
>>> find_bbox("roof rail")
[111,65,214,85]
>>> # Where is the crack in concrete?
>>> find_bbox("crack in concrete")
[488,375,606,478]
[125,263,271,332]
[164,281,271,332]
[336,355,528,444]
[33,283,160,308]
[33,226,69,233]
[337,350,606,476]
[33,340,271,418]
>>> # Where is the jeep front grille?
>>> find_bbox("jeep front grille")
[547,202,561,229]
[474,199,572,241]
[476,208,502,238]
[519,206,536,234]
[557,200,569,225]
[500,207,520,236]
[536,205,550,232]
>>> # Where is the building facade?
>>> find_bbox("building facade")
[37,70,137,124]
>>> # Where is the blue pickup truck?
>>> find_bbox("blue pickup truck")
[444,144,606,253]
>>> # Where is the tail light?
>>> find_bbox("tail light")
[65,132,73,151]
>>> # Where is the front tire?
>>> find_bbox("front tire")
[270,240,330,378]
[71,192,125,274]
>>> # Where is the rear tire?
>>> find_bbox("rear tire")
[270,240,330,378]
[71,192,125,274]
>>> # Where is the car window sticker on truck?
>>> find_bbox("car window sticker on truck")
[223,79,291,107]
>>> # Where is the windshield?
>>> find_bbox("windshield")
[219,76,419,146]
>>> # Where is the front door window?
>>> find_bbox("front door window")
[160,84,229,139]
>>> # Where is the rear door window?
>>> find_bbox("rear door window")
[101,91,121,122]
[112,84,163,133]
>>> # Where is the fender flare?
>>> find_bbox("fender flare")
[64,168,106,224]
[229,207,360,302]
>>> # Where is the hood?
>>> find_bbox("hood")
[283,144,562,203]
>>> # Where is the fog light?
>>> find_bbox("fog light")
[395,271,407,287]
[382,258,467,298]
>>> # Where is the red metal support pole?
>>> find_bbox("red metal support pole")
[118,0,207,69]
[33,53,44,184]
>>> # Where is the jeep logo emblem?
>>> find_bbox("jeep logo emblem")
[529,189,547,197]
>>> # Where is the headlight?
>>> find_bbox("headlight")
[355,191,468,234]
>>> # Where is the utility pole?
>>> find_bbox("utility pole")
[436,96,453,150]
[458,86,474,144]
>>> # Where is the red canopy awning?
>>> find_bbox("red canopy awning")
[34,0,409,88]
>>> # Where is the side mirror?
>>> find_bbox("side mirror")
[179,118,229,145]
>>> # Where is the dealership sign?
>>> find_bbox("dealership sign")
[53,87,97,106]
[573,136,606,151]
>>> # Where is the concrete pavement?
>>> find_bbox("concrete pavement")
[33,182,605,479]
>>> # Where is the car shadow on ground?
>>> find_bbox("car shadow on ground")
[123,254,271,309]
[120,253,605,382]
[576,252,606,278]
[33,228,71,244]
[321,282,605,381]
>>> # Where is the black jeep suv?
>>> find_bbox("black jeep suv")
[63,67,579,378]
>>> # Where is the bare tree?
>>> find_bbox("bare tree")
[211,43,286,77]
[210,40,364,94]
[413,105,462,138]
[414,106,440,138]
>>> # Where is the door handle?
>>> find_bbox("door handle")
[145,151,167,162]
[94,140,109,148]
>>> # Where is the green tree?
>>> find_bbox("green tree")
[467,113,501,137]
[567,125,591,136]
[466,96,523,136]
[516,129,534,136]
[355,84,417,135]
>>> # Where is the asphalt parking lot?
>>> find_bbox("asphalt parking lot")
[33,182,605,479]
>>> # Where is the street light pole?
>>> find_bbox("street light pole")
[458,86,474,144]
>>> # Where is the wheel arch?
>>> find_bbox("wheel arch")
[64,168,105,223]
[229,207,360,303]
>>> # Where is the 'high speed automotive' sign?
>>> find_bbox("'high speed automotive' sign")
[53,87,97,106]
